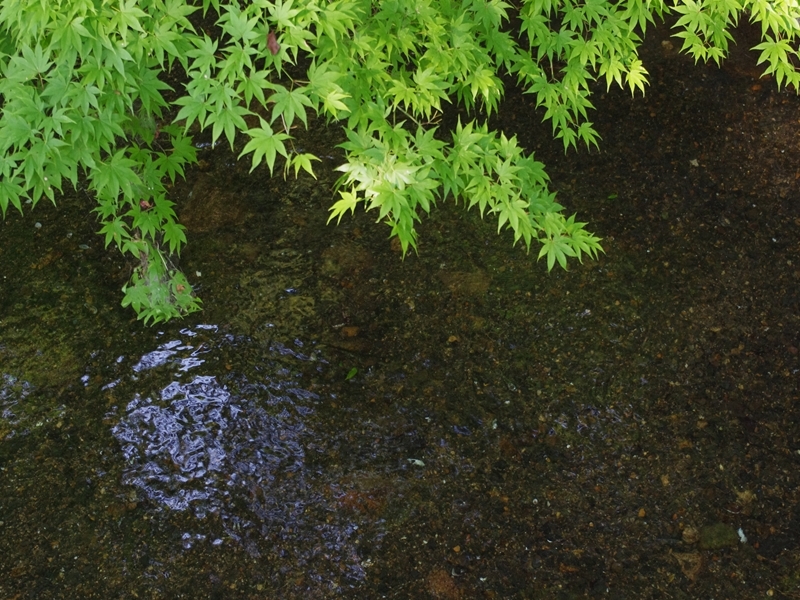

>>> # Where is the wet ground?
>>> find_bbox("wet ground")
[1,21,799,600]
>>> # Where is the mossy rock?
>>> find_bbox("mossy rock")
[699,523,739,550]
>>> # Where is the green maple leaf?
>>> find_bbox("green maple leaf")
[239,118,289,172]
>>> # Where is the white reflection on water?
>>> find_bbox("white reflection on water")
[0,373,31,434]
[113,374,288,516]
[111,325,367,585]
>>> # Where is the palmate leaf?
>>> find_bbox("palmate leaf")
[168,127,198,162]
[155,149,184,183]
[174,93,209,132]
[0,114,36,149]
[49,15,92,57]
[269,85,313,128]
[465,67,502,113]
[328,190,360,224]
[269,0,301,29]
[599,54,625,90]
[129,203,163,240]
[673,0,710,34]
[19,43,52,78]
[65,82,101,114]
[239,118,290,173]
[752,36,798,88]
[98,217,129,248]
[121,278,151,314]
[387,77,417,113]
[238,69,269,106]
[186,34,219,74]
[0,176,25,217]
[90,149,142,201]
[155,131,197,183]
[102,43,134,78]
[217,2,259,42]
[620,0,656,32]
[148,21,186,68]
[136,67,172,114]
[206,102,250,148]
[538,234,577,271]
[288,153,320,178]
[568,226,604,261]
[23,134,67,204]
[625,58,648,95]
[162,219,188,255]
[576,121,601,150]
[121,255,202,326]
[114,0,148,38]
[322,88,350,117]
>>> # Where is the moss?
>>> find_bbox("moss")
[699,523,739,550]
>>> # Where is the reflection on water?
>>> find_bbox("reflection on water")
[110,325,368,586]
[0,373,67,439]
[0,373,30,434]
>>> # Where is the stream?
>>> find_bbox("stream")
[1,21,800,599]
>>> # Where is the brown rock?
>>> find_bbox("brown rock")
[427,568,461,600]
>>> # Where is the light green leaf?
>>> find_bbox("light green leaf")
[269,85,313,128]
[288,153,320,178]
[239,118,290,172]
[270,0,301,29]
[328,190,360,224]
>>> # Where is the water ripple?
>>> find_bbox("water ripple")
[110,325,369,589]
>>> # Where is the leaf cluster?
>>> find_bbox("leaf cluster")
[0,0,797,321]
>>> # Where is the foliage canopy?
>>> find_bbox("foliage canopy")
[1,0,798,323]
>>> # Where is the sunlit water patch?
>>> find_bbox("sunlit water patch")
[0,374,67,439]
[109,325,371,589]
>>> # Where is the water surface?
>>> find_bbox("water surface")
[1,22,799,599]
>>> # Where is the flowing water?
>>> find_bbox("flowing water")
[2,22,800,599]
[108,326,372,587]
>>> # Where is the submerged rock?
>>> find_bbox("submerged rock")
[699,523,739,550]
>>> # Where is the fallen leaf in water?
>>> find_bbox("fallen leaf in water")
[427,568,461,599]
[672,551,702,581]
